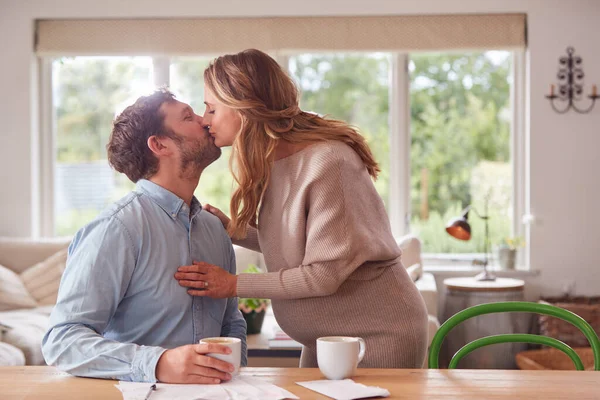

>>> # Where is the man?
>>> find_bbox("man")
[42,89,247,384]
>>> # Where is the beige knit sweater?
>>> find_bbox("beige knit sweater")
[235,141,428,368]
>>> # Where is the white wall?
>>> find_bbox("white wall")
[1,0,599,297]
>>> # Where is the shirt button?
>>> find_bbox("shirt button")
[171,213,176,218]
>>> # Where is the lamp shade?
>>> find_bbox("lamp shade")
[445,216,472,241]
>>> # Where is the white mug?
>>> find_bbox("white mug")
[199,337,242,375]
[317,336,366,380]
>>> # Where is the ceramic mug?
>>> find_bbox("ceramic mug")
[199,337,242,375]
[317,336,366,380]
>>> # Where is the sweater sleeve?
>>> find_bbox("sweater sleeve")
[236,146,396,300]
[231,226,261,253]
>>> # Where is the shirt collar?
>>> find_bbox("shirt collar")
[136,179,201,220]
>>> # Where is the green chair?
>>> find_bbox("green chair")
[428,301,600,370]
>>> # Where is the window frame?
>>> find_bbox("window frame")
[37,58,55,238]
[37,50,528,268]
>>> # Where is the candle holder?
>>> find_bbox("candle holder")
[546,47,599,114]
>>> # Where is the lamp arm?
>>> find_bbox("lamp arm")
[461,205,488,220]
[461,203,490,268]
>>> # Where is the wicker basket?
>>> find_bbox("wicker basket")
[538,296,600,347]
[516,347,595,371]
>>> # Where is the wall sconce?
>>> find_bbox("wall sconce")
[546,47,599,114]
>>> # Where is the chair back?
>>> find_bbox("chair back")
[428,301,600,370]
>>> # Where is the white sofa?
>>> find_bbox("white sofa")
[0,237,70,366]
[395,234,440,356]
[0,235,438,366]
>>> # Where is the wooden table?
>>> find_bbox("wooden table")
[2,366,599,399]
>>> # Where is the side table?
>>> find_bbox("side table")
[442,277,528,369]
[246,307,301,367]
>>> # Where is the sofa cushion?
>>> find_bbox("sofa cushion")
[414,272,438,318]
[0,237,71,274]
[396,234,422,274]
[0,306,53,365]
[20,248,68,305]
[0,341,26,366]
[0,264,37,311]
[405,263,423,283]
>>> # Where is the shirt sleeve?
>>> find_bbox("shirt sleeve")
[236,148,397,300]
[220,241,248,366]
[42,217,166,382]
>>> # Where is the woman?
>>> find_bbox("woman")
[175,49,428,368]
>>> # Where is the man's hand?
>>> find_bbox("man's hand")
[175,261,238,298]
[155,343,235,384]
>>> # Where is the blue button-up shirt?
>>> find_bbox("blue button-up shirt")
[42,179,247,382]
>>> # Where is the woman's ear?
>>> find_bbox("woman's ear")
[147,135,172,157]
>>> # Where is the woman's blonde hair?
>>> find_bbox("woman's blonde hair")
[204,49,380,239]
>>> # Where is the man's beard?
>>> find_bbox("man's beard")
[177,136,221,179]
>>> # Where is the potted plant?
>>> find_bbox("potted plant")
[497,236,525,270]
[238,264,270,334]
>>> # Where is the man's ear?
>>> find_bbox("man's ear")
[147,135,172,157]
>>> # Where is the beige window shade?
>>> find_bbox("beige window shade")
[36,14,526,56]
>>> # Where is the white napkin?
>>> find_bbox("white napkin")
[296,379,390,400]
[116,376,299,400]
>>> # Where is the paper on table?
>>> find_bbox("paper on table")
[116,376,299,400]
[296,379,390,400]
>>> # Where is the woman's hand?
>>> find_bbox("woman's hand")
[175,261,238,298]
[203,203,231,230]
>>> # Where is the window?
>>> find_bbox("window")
[287,51,516,262]
[43,50,523,267]
[170,56,234,213]
[288,53,391,209]
[409,51,513,257]
[51,57,153,236]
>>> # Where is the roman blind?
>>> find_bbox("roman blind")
[36,14,526,55]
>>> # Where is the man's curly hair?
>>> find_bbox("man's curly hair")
[107,88,176,182]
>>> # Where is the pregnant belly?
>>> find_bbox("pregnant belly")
[270,264,425,347]
[271,297,341,346]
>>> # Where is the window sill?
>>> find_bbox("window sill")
[423,265,541,278]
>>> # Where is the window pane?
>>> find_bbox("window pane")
[53,56,153,236]
[409,51,513,254]
[170,57,234,214]
[288,53,391,209]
